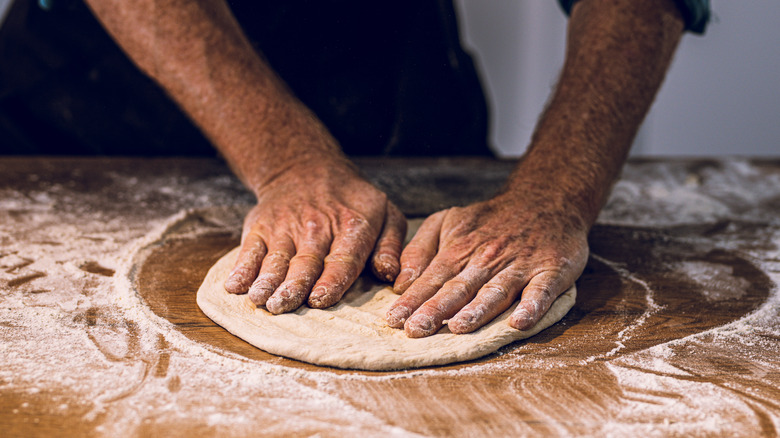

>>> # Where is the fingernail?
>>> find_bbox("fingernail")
[224,268,249,294]
[265,295,291,314]
[393,268,415,292]
[265,295,282,314]
[510,309,533,330]
[265,285,299,314]
[386,306,409,328]
[373,254,398,282]
[308,286,329,308]
[248,280,273,305]
[377,253,395,267]
[448,311,477,334]
[405,314,437,338]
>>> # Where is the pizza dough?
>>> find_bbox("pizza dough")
[197,246,576,371]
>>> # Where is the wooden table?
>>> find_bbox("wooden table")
[1,157,779,437]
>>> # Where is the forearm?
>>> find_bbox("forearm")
[84,0,349,194]
[506,0,685,227]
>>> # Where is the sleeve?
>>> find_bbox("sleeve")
[557,0,711,34]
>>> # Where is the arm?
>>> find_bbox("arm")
[84,0,406,311]
[387,0,685,336]
[83,0,337,190]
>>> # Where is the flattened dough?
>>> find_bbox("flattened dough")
[197,247,576,371]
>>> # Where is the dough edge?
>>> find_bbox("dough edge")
[197,247,576,371]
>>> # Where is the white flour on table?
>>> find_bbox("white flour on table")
[1,159,778,436]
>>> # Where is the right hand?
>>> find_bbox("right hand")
[223,159,407,314]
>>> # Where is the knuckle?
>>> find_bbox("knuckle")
[537,248,579,270]
[324,252,355,263]
[318,274,351,293]
[444,277,470,291]
[551,254,576,270]
[401,244,429,260]
[266,250,292,264]
[480,243,502,260]
[242,229,263,244]
[303,219,325,235]
[378,233,403,248]
[254,272,282,287]
[377,246,402,261]
[338,219,375,246]
[443,278,472,301]
[530,254,573,278]
[304,219,320,230]
[244,214,272,234]
[481,284,509,303]
[444,237,477,258]
[476,239,510,263]
[338,236,374,260]
[283,277,310,291]
[324,252,361,272]
[533,284,557,303]
[343,211,370,230]
[292,252,322,266]
[251,275,274,289]
[374,249,400,264]
[263,254,291,273]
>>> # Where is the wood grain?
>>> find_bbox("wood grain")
[3,157,780,437]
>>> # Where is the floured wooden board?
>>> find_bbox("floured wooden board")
[3,158,780,437]
[197,247,576,370]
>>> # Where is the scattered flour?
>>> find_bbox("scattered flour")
[1,158,779,436]
[679,261,751,301]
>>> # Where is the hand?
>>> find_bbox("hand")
[385,192,589,337]
[223,160,406,314]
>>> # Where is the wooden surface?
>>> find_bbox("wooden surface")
[2,157,780,436]
[136,221,769,372]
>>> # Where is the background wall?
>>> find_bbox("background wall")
[454,0,780,157]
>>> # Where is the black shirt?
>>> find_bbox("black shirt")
[0,0,490,156]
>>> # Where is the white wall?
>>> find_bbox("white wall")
[455,0,780,157]
[454,0,568,157]
[646,1,780,156]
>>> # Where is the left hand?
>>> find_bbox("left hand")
[385,192,589,337]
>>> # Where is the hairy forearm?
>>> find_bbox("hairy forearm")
[506,0,685,227]
[84,0,348,194]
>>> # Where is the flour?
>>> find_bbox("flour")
[601,160,780,227]
[680,261,750,301]
[0,167,418,436]
[2,158,779,436]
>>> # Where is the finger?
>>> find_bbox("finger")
[509,271,569,331]
[246,236,295,306]
[370,204,407,282]
[448,267,526,334]
[265,222,332,314]
[385,255,460,329]
[224,231,267,294]
[307,217,377,309]
[393,210,446,295]
[403,266,491,338]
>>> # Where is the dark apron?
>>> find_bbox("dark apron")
[0,0,490,156]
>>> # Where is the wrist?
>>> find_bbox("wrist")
[251,153,358,199]
[219,97,354,196]
[502,146,608,231]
